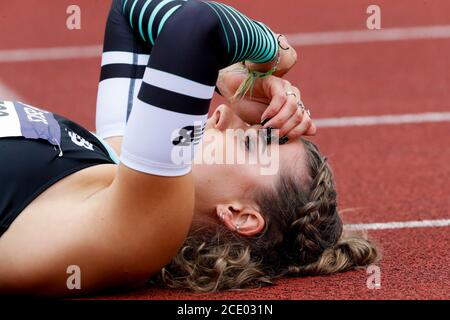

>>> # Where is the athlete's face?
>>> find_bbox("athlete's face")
[192,105,309,236]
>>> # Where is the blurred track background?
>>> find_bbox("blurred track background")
[0,0,449,299]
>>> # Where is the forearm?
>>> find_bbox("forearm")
[118,0,281,176]
[96,0,281,143]
[216,63,273,125]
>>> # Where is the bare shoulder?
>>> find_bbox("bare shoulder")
[0,164,116,295]
[0,163,194,296]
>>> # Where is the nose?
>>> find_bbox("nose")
[211,104,248,131]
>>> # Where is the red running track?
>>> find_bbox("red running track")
[0,0,449,299]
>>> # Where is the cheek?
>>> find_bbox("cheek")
[224,132,247,162]
[196,130,259,179]
[201,130,244,164]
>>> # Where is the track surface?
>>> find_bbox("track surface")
[0,0,449,299]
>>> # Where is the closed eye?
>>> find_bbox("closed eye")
[244,125,274,151]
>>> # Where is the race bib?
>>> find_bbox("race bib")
[0,101,61,146]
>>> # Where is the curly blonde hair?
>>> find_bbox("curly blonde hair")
[151,139,379,292]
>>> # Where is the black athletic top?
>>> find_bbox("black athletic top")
[0,0,280,235]
[0,100,118,237]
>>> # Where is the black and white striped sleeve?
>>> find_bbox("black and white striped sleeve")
[98,0,279,176]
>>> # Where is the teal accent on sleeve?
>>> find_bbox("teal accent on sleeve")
[258,22,277,63]
[249,21,265,62]
[148,0,173,45]
[157,4,182,36]
[215,3,245,63]
[129,0,138,29]
[223,4,252,62]
[264,22,278,61]
[226,5,254,62]
[252,21,277,63]
[211,3,239,64]
[243,17,257,60]
[251,23,270,62]
[247,19,261,61]
[203,1,278,64]
[138,0,153,42]
[122,0,129,14]
[204,2,230,55]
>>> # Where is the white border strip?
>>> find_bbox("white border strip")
[287,25,450,46]
[315,112,450,128]
[1,25,450,63]
[345,219,450,231]
[101,51,150,66]
[143,68,215,99]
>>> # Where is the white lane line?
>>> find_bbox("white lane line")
[287,25,450,46]
[1,25,450,63]
[0,81,23,100]
[315,112,450,128]
[345,219,450,231]
[0,45,102,63]
[1,73,449,130]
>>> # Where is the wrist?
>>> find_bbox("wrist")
[217,64,249,99]
[244,52,279,74]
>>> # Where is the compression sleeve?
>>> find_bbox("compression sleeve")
[117,0,279,176]
[202,1,279,64]
[122,0,279,65]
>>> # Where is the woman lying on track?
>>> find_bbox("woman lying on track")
[0,0,378,296]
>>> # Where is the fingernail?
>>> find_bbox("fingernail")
[279,136,289,145]
[261,118,271,126]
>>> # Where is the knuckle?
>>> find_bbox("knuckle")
[269,103,282,113]
[303,120,312,131]
[293,111,303,122]
[293,127,304,136]
[304,113,312,124]
[279,95,287,104]
[271,117,282,127]
[288,129,301,139]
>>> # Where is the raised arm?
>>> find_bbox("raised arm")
[96,0,280,145]
[0,0,285,297]
[72,0,283,293]
[110,0,282,228]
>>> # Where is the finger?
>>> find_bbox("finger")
[300,103,316,136]
[264,94,298,132]
[294,86,302,101]
[305,121,317,136]
[260,77,291,122]
[285,111,314,140]
[269,86,302,135]
[278,107,305,137]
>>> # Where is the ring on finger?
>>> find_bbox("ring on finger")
[297,101,311,117]
[286,91,297,99]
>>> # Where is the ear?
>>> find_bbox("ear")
[216,203,265,236]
